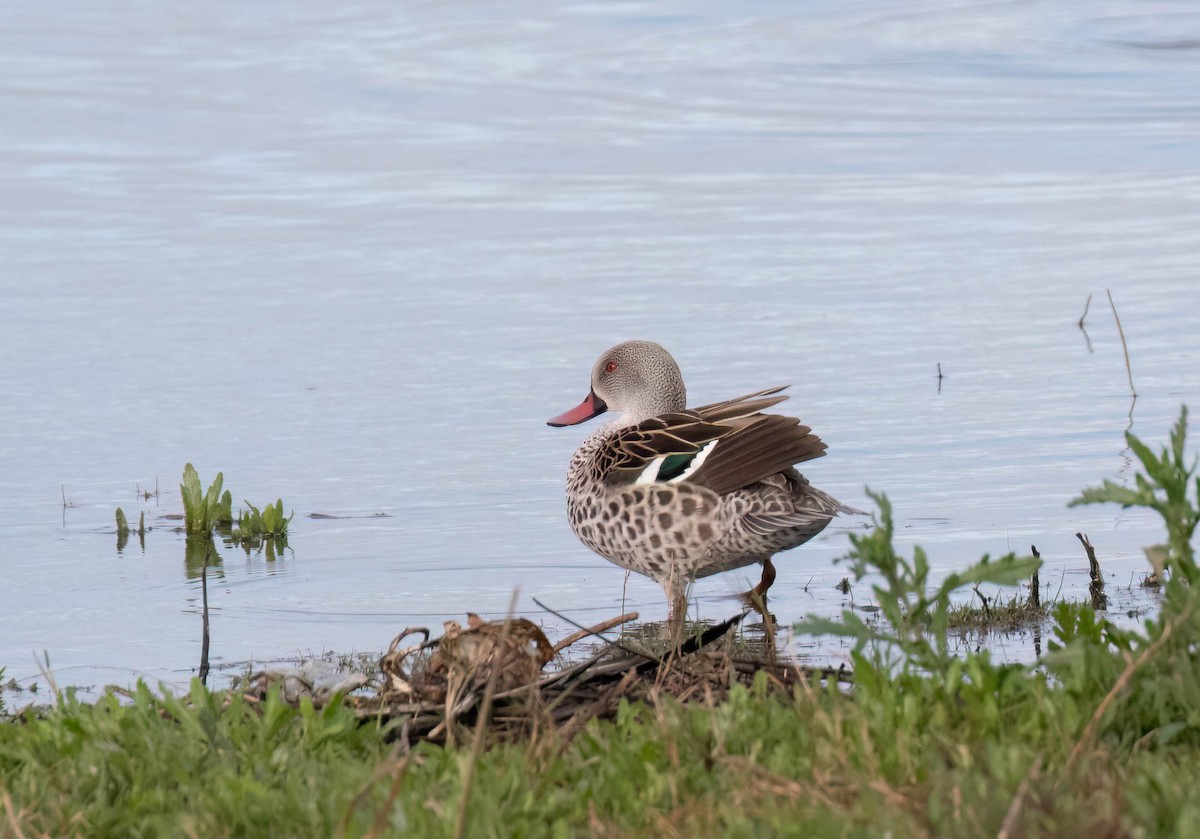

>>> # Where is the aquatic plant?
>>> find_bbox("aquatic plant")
[116,507,132,552]
[944,587,1049,635]
[793,489,1039,677]
[1049,406,1200,752]
[175,464,293,563]
[180,464,233,534]
[235,499,292,539]
[1071,405,1198,583]
[183,533,219,580]
[227,499,292,558]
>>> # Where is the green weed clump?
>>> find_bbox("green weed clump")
[229,499,293,556]
[236,499,291,538]
[181,463,233,534]
[945,590,1049,634]
[178,464,292,561]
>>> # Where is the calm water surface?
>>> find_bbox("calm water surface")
[2,0,1198,694]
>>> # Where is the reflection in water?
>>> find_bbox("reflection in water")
[217,529,288,566]
[181,532,291,579]
[115,528,142,555]
[1076,293,1094,354]
[184,536,223,581]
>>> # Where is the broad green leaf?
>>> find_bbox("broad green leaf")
[794,611,880,641]
[1127,433,1167,486]
[181,463,204,532]
[1070,480,1149,509]
[1171,405,1190,463]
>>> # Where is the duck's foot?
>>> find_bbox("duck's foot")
[737,556,777,610]
[739,557,778,661]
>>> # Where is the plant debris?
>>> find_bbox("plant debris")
[240,610,850,748]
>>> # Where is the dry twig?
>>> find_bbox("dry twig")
[1106,288,1136,397]
[1076,532,1107,611]
[551,612,639,655]
[1060,601,1194,782]
[200,546,211,685]
[2,790,30,839]
[1029,546,1041,608]
[998,754,1042,839]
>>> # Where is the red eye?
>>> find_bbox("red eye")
[605,361,617,373]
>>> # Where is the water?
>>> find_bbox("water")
[2,0,1198,695]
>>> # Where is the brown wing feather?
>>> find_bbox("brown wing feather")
[693,386,791,422]
[603,411,730,480]
[600,386,826,493]
[685,414,827,496]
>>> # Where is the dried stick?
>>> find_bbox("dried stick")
[1078,294,1095,353]
[972,584,992,619]
[534,598,664,667]
[200,544,211,685]
[33,650,61,710]
[1061,601,1192,781]
[998,754,1042,839]
[363,754,412,839]
[1030,545,1041,608]
[1076,532,1107,611]
[551,612,639,656]
[2,790,29,839]
[1106,289,1136,397]
[555,667,639,742]
[336,742,408,839]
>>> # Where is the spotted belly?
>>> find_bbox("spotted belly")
[567,482,744,582]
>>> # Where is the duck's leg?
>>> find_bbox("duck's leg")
[753,555,777,599]
[664,580,688,626]
[740,555,776,613]
[749,556,778,660]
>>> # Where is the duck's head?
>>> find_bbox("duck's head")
[547,340,686,428]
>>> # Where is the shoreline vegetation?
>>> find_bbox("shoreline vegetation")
[3,408,1198,836]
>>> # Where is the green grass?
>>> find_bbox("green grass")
[3,408,1200,836]
[945,589,1050,634]
[4,658,1200,836]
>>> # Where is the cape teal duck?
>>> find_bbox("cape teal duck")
[548,340,853,621]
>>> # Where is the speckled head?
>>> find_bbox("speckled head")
[547,340,687,428]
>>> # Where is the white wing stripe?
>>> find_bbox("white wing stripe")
[635,456,668,485]
[668,440,718,483]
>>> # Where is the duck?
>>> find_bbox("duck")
[548,339,854,621]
